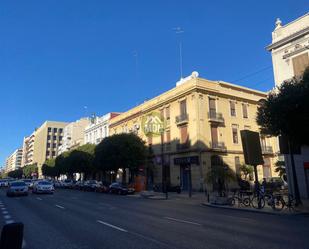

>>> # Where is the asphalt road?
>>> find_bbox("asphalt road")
[0,188,308,249]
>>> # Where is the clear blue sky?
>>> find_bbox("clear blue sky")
[0,0,307,166]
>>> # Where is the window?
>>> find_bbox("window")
[46,151,50,156]
[166,106,170,120]
[180,100,187,115]
[211,125,218,144]
[59,136,62,141]
[242,103,248,118]
[232,124,238,144]
[47,143,50,148]
[292,53,309,77]
[263,158,271,178]
[180,125,188,144]
[209,98,216,115]
[59,128,63,133]
[53,136,56,140]
[53,143,56,148]
[53,128,57,133]
[47,127,51,132]
[230,101,236,117]
[47,135,51,140]
[52,151,56,157]
[235,156,241,176]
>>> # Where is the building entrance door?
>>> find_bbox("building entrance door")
[180,164,190,191]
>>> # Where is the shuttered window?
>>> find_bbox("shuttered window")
[209,98,216,112]
[242,103,248,118]
[232,124,238,144]
[211,125,218,144]
[180,125,188,143]
[292,53,309,77]
[230,101,236,116]
[180,100,187,115]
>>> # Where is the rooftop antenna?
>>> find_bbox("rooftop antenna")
[174,27,184,79]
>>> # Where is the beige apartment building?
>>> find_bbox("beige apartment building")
[5,148,23,173]
[21,132,36,167]
[109,72,279,191]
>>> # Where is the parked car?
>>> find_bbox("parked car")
[82,180,101,191]
[22,179,32,188]
[32,181,55,194]
[7,181,29,197]
[62,179,74,189]
[109,182,135,195]
[95,182,110,193]
[54,180,64,188]
[73,181,84,190]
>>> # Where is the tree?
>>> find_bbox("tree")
[256,67,309,145]
[239,164,254,181]
[206,158,236,197]
[95,133,147,183]
[55,151,71,177]
[8,168,23,178]
[42,158,57,177]
[22,164,38,178]
[256,66,309,205]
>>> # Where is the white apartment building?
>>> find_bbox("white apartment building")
[84,113,120,145]
[21,132,35,167]
[267,12,309,86]
[267,13,309,200]
[58,118,90,155]
[5,148,23,173]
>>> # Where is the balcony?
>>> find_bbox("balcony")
[210,142,227,151]
[208,110,224,123]
[176,141,191,151]
[175,113,189,126]
[262,146,273,154]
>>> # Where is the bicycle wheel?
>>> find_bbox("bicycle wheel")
[242,197,250,207]
[287,195,296,212]
[251,196,265,209]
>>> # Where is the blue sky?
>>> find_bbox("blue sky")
[0,0,307,166]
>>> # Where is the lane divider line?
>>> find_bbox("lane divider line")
[97,220,128,232]
[3,215,11,219]
[55,205,65,209]
[36,197,42,201]
[2,211,8,214]
[164,217,202,226]
[5,220,14,224]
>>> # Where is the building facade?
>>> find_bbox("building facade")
[21,132,35,167]
[84,113,120,145]
[58,118,90,155]
[267,13,309,200]
[109,72,279,191]
[5,148,23,173]
[267,13,309,86]
[32,121,68,177]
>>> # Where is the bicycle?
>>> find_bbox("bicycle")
[228,190,251,207]
[269,194,296,212]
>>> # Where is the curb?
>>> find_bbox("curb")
[201,203,309,216]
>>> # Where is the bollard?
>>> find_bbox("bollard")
[0,222,24,249]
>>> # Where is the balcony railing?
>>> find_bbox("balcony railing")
[210,142,227,151]
[176,141,191,151]
[262,146,273,154]
[208,110,224,123]
[175,113,189,125]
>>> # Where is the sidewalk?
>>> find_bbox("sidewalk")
[139,190,207,202]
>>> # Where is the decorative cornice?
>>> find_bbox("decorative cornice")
[282,45,309,59]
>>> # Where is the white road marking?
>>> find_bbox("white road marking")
[129,231,172,248]
[55,204,65,209]
[36,197,42,201]
[3,215,11,219]
[2,211,8,214]
[164,217,202,226]
[5,220,14,224]
[97,220,128,232]
[1,207,6,210]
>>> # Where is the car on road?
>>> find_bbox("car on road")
[82,180,101,191]
[23,179,33,188]
[95,182,110,193]
[7,181,29,197]
[32,181,55,194]
[109,182,135,195]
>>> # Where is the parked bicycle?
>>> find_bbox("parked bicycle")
[269,193,296,212]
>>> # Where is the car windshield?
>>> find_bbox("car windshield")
[38,181,51,185]
[11,182,26,187]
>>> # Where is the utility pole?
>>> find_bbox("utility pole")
[174,27,184,79]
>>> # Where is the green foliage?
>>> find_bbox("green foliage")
[95,133,147,173]
[274,160,286,178]
[257,67,309,145]
[239,164,254,180]
[22,163,38,178]
[8,168,23,178]
[42,158,57,177]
